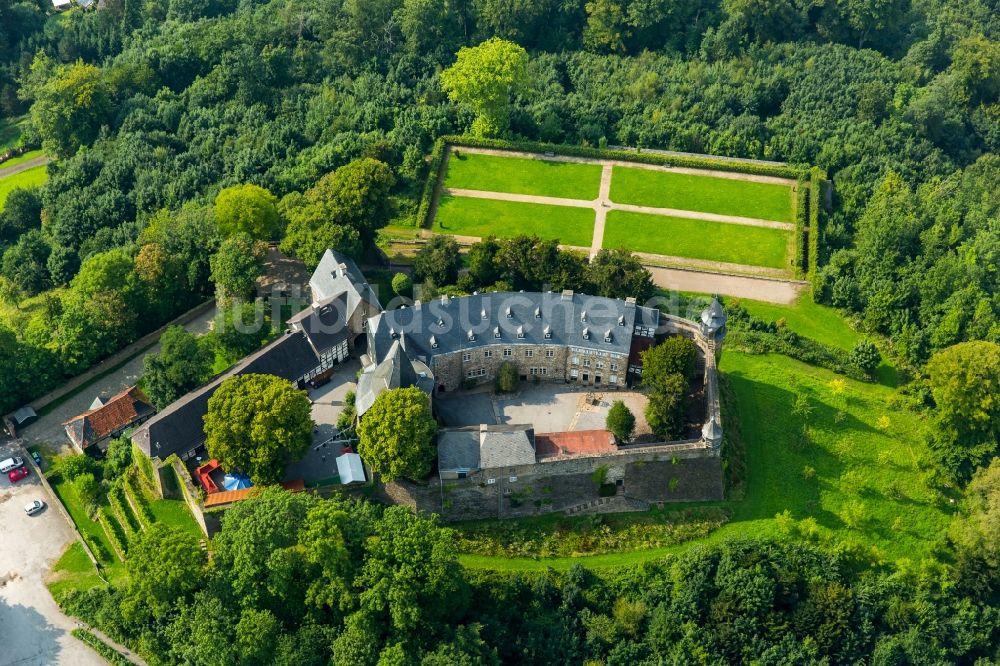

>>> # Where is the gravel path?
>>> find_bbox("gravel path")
[646,267,806,304]
[0,155,50,179]
[590,165,613,257]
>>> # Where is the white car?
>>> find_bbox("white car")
[24,500,45,516]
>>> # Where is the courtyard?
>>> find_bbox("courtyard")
[435,382,651,438]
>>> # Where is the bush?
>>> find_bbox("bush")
[53,454,100,482]
[71,629,132,666]
[391,272,412,296]
[414,137,447,228]
[73,473,100,515]
[606,401,636,443]
[124,475,154,529]
[131,442,156,488]
[850,340,882,377]
[794,173,808,278]
[496,361,520,393]
[808,167,825,285]
[97,507,128,560]
[109,485,140,535]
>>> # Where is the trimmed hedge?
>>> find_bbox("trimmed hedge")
[109,485,140,535]
[71,628,132,666]
[97,507,128,560]
[793,174,808,278]
[124,474,154,529]
[131,442,156,491]
[440,134,807,179]
[807,167,825,285]
[414,137,447,228]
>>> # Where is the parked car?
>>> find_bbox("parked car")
[0,456,23,473]
[8,466,29,483]
[31,451,42,467]
[24,500,44,515]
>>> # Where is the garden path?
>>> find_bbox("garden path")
[0,155,49,179]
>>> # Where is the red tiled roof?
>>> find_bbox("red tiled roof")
[203,479,305,508]
[63,386,154,449]
[536,430,617,459]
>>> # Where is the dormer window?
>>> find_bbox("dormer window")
[494,327,501,339]
[581,311,587,323]
[534,307,541,318]
[390,327,398,339]
[618,314,625,326]
[468,330,476,342]
[543,325,552,339]
[604,329,613,343]
[505,307,513,319]
[517,326,525,339]
[582,327,590,340]
[481,308,487,320]
[437,318,444,328]
[430,335,438,348]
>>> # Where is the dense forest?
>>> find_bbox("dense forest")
[2,0,1000,661]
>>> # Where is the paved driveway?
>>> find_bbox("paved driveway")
[0,443,105,666]
[18,308,217,456]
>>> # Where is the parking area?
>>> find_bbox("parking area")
[436,383,651,436]
[0,442,105,666]
[283,359,361,485]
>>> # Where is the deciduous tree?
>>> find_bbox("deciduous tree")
[606,400,635,443]
[142,325,213,410]
[214,184,280,240]
[356,387,437,482]
[209,232,265,300]
[440,38,530,137]
[204,374,313,485]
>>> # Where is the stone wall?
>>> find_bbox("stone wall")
[431,343,629,392]
[387,442,722,521]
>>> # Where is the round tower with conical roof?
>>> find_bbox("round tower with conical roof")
[699,297,727,344]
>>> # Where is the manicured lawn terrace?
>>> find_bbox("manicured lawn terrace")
[603,210,791,269]
[445,152,602,200]
[611,166,795,222]
[0,164,48,210]
[434,195,595,247]
[460,353,949,571]
[49,474,123,571]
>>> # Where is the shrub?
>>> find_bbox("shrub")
[97,507,128,560]
[808,167,825,287]
[124,475,154,529]
[414,137,447,228]
[131,442,156,487]
[391,272,412,296]
[606,400,636,443]
[73,473,100,515]
[496,361,520,393]
[794,173,808,278]
[52,454,99,482]
[71,629,132,666]
[109,485,140,534]
[850,339,882,377]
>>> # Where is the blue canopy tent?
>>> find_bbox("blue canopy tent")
[223,473,253,491]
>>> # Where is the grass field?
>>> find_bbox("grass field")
[461,351,949,571]
[149,498,204,541]
[49,474,122,570]
[434,195,595,247]
[0,164,48,210]
[603,210,791,269]
[46,542,108,598]
[446,152,602,199]
[611,167,795,222]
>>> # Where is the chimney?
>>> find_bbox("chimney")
[337,262,348,277]
[561,289,574,301]
[414,300,421,310]
[625,297,637,308]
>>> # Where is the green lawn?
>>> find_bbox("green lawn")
[434,196,595,247]
[611,167,795,222]
[461,352,949,571]
[603,210,791,269]
[0,164,48,210]
[445,152,602,200]
[46,543,107,598]
[49,475,122,569]
[149,498,204,541]
[735,295,861,351]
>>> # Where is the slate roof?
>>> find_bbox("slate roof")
[480,427,536,469]
[64,386,154,450]
[437,429,481,472]
[438,424,536,472]
[310,249,381,314]
[132,332,320,460]
[356,339,434,417]
[368,291,660,365]
[288,291,351,356]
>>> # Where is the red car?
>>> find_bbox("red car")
[8,466,29,483]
